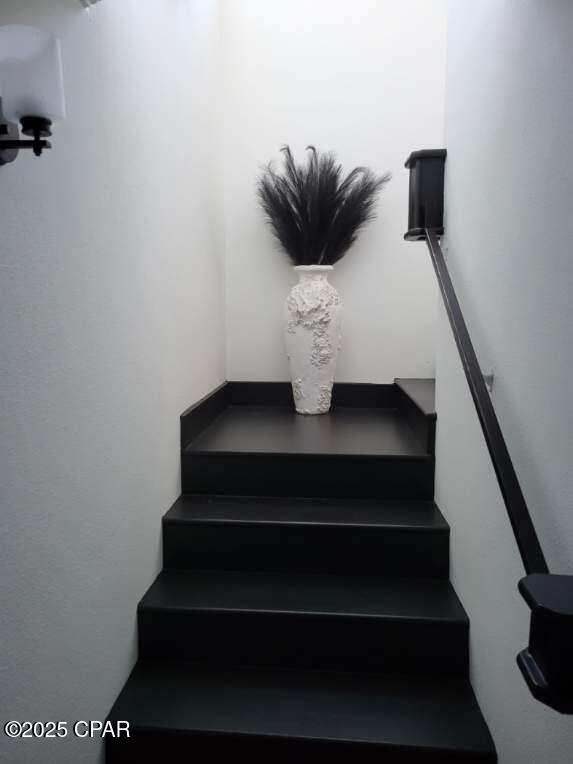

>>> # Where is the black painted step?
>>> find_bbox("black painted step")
[395,378,437,454]
[182,406,433,499]
[138,569,468,675]
[395,379,436,417]
[163,495,449,578]
[106,662,496,763]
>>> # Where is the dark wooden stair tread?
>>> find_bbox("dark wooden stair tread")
[186,405,428,457]
[165,494,448,529]
[162,495,450,579]
[139,569,467,623]
[395,378,436,417]
[108,662,496,759]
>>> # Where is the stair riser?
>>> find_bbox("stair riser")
[182,453,434,500]
[162,522,449,578]
[138,610,468,676]
[107,731,496,763]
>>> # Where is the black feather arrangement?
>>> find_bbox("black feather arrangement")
[257,145,391,266]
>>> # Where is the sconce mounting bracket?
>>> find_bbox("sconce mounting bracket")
[0,115,52,164]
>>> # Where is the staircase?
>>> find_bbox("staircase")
[106,380,496,762]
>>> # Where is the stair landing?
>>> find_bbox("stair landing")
[188,405,426,457]
[182,385,434,499]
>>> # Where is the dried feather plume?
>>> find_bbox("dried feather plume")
[257,145,391,266]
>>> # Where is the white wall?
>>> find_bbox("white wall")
[0,2,224,762]
[436,1,573,761]
[222,0,446,382]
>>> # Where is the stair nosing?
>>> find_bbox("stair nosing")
[138,603,468,624]
[121,721,486,755]
[164,516,447,531]
[163,514,448,530]
[163,496,448,531]
[185,448,433,461]
[137,571,469,625]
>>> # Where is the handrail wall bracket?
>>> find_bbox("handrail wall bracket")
[404,148,573,714]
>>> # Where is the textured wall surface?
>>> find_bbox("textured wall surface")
[436,1,573,761]
[0,1,225,761]
[222,0,446,382]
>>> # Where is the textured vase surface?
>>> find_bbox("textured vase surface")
[284,265,342,415]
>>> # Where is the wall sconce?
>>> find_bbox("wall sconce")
[0,25,66,166]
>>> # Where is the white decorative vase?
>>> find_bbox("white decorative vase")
[284,265,342,415]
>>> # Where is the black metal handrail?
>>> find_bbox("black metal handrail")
[425,229,548,576]
[405,149,572,714]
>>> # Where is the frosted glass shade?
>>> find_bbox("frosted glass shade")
[0,25,66,124]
